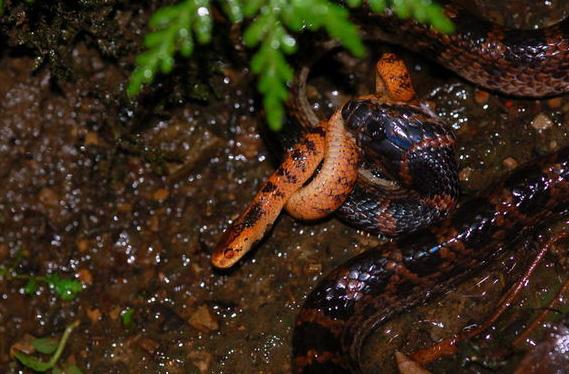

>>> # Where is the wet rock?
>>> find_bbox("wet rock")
[459,167,474,183]
[138,337,160,354]
[531,113,553,131]
[75,238,89,253]
[152,188,169,202]
[148,215,160,232]
[502,157,518,171]
[145,303,187,333]
[188,305,219,333]
[109,307,121,321]
[474,89,490,105]
[38,187,59,207]
[85,131,101,146]
[9,334,35,357]
[78,268,93,285]
[546,97,562,109]
[304,262,322,275]
[0,244,8,262]
[235,124,263,159]
[86,308,102,323]
[188,350,212,373]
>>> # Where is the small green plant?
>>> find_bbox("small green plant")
[128,0,453,130]
[120,307,135,328]
[13,320,82,373]
[0,265,83,301]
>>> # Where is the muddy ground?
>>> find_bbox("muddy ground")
[1,1,569,373]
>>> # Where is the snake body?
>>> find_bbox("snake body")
[337,99,458,235]
[293,4,569,373]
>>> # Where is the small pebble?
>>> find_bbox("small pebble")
[75,238,89,253]
[109,307,121,320]
[0,244,8,262]
[117,202,133,213]
[235,125,263,159]
[86,308,102,323]
[148,215,160,232]
[547,97,562,109]
[38,187,58,207]
[84,132,100,146]
[188,350,212,373]
[9,335,36,356]
[304,263,322,275]
[459,167,474,183]
[502,157,518,171]
[188,305,219,333]
[503,99,514,109]
[152,188,169,202]
[531,113,553,130]
[138,337,160,354]
[78,268,93,285]
[474,89,490,104]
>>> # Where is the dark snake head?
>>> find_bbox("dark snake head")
[341,99,453,179]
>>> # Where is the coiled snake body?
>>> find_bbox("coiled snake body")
[293,5,569,373]
[212,3,569,373]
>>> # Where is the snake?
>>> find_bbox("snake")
[210,2,569,373]
[292,4,569,373]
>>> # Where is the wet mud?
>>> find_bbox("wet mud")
[1,1,569,373]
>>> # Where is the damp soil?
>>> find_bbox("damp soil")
[1,1,569,373]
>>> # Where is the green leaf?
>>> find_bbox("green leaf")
[149,6,181,28]
[121,307,135,328]
[144,31,168,48]
[243,12,273,47]
[367,0,386,12]
[158,54,175,73]
[242,0,264,16]
[344,0,361,7]
[393,0,411,18]
[193,3,212,43]
[24,278,38,295]
[427,4,455,33]
[179,32,194,56]
[18,320,81,372]
[62,364,84,374]
[274,26,297,54]
[14,351,54,372]
[321,3,365,57]
[264,95,285,131]
[46,275,82,301]
[32,337,59,355]
[127,0,454,131]
[220,0,243,22]
[128,0,214,96]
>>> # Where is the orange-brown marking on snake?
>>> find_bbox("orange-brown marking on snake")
[212,128,326,268]
[285,111,360,220]
[375,53,417,102]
